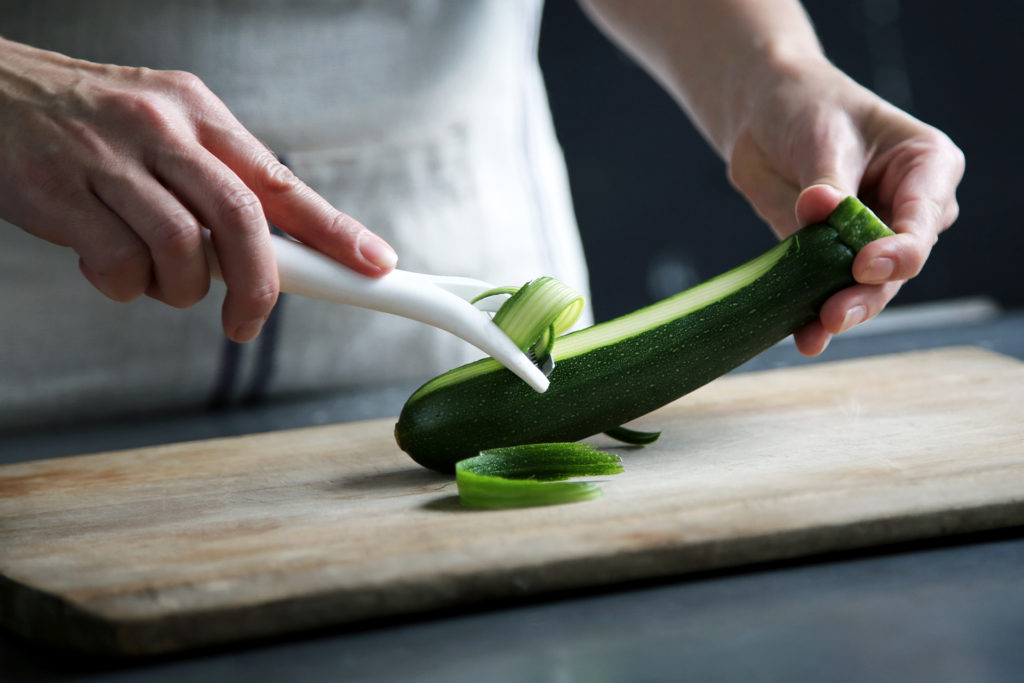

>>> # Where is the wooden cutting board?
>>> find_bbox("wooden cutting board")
[2,346,1022,656]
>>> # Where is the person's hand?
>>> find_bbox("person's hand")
[0,37,397,342]
[728,58,965,355]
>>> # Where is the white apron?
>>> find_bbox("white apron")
[0,0,590,430]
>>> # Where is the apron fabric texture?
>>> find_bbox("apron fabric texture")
[0,0,590,430]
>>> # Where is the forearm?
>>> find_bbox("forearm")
[577,0,826,158]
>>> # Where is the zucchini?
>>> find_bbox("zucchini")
[395,197,893,472]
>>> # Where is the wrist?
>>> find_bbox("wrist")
[716,37,831,159]
[645,1,829,160]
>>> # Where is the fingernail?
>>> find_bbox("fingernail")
[839,305,867,334]
[358,232,398,271]
[863,257,894,282]
[234,319,264,343]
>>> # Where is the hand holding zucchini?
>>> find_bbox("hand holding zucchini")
[396,197,894,473]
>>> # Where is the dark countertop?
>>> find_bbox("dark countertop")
[3,301,1023,682]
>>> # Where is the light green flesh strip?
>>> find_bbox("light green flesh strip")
[455,444,623,509]
[471,286,519,303]
[415,236,791,394]
[555,237,789,356]
[492,276,584,349]
[409,277,585,399]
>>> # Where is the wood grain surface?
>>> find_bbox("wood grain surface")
[2,346,1022,656]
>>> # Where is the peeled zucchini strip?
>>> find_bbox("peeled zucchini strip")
[480,276,584,367]
[455,443,623,509]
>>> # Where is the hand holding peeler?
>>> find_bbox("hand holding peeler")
[203,232,550,393]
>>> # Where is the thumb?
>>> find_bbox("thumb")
[792,123,864,226]
[795,182,850,227]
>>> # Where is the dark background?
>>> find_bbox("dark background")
[538,0,1024,322]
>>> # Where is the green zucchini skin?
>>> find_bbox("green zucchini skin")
[396,199,892,472]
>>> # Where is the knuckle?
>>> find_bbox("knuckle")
[97,240,150,278]
[919,127,966,178]
[726,163,748,194]
[86,243,151,301]
[901,195,946,235]
[250,279,279,308]
[104,70,211,133]
[255,154,302,194]
[897,239,928,279]
[159,69,210,100]
[215,186,265,228]
[236,277,279,316]
[103,89,177,136]
[925,130,966,182]
[326,210,364,242]
[945,198,960,227]
[947,139,966,173]
[929,127,963,157]
[726,152,753,195]
[148,210,201,257]
[921,196,946,229]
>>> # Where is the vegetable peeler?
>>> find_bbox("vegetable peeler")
[203,232,551,393]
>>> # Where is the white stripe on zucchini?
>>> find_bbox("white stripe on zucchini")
[410,237,788,398]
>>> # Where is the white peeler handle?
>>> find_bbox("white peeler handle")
[204,232,549,393]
